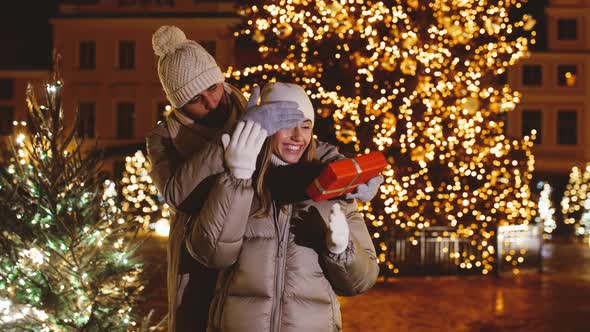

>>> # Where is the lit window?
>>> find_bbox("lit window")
[557,65,577,87]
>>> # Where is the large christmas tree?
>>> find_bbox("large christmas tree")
[228,0,537,275]
[0,65,145,330]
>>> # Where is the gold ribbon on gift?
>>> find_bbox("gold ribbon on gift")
[313,158,363,196]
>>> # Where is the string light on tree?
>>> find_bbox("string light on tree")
[154,218,171,238]
[535,181,556,236]
[120,150,170,236]
[562,164,590,238]
[577,210,590,239]
[0,62,144,330]
[230,0,537,275]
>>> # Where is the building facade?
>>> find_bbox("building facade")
[507,0,590,175]
[50,0,240,176]
[0,70,49,151]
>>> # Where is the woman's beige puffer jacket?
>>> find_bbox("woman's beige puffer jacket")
[186,176,380,332]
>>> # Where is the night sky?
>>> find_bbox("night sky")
[0,0,58,69]
[0,0,547,70]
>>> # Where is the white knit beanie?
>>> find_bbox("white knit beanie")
[260,82,315,126]
[152,25,225,108]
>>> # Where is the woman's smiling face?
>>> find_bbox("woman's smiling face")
[270,120,313,164]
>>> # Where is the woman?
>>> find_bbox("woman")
[186,82,379,332]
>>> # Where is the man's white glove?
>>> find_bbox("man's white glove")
[240,86,306,136]
[221,121,267,179]
[346,175,384,202]
[326,203,350,254]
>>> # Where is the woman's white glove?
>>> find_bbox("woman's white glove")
[326,203,350,254]
[221,121,267,179]
[346,175,384,202]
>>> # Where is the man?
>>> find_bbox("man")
[146,25,382,331]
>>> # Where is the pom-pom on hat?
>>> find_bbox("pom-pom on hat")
[260,82,315,126]
[152,25,225,109]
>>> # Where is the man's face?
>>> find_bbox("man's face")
[271,120,313,164]
[181,83,224,120]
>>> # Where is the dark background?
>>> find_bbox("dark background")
[0,0,59,69]
[0,1,547,70]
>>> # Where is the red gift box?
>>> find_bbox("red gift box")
[306,151,388,202]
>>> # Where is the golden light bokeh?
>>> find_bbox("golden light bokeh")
[228,0,536,274]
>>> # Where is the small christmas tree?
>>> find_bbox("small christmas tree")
[0,61,144,331]
[562,164,590,238]
[119,150,170,237]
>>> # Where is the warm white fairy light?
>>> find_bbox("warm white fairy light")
[154,218,171,237]
[0,75,143,330]
[578,210,590,237]
[228,0,537,274]
[562,164,590,238]
[120,150,170,235]
[536,182,556,234]
[20,248,46,266]
[15,134,26,145]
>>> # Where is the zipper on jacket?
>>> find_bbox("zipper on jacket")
[273,201,282,257]
[270,202,289,332]
[270,201,279,332]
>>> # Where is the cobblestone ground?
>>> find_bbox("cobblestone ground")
[340,240,590,332]
[140,239,590,332]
